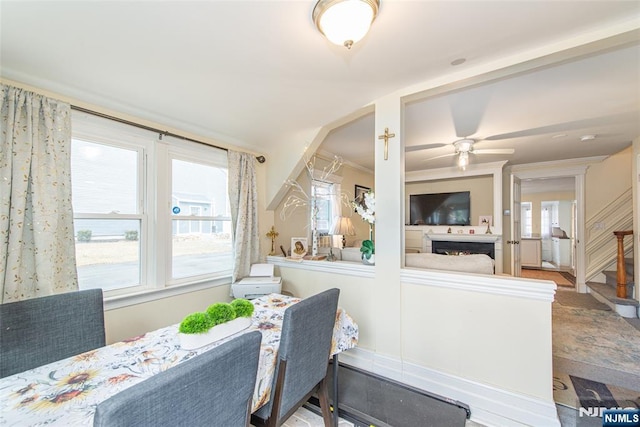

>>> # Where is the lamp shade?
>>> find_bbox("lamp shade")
[313,0,379,49]
[331,216,356,236]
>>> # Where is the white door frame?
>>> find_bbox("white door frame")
[510,159,594,293]
[510,174,522,276]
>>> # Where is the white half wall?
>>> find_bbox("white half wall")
[269,257,558,426]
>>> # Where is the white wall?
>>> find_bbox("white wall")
[633,137,639,304]
[104,285,232,343]
[271,260,558,426]
[585,147,632,216]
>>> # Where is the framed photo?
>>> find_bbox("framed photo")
[479,215,493,226]
[354,185,370,207]
[291,237,308,259]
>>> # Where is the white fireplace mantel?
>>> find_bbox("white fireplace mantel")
[421,232,503,274]
[425,233,501,243]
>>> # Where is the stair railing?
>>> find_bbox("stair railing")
[614,230,633,298]
[585,188,633,281]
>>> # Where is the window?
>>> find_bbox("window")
[71,138,144,292]
[170,157,231,282]
[312,181,335,234]
[71,112,231,296]
[541,202,554,239]
[521,202,532,237]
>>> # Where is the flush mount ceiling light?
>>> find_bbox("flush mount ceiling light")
[313,0,380,49]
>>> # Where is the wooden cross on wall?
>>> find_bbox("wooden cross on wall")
[378,127,396,160]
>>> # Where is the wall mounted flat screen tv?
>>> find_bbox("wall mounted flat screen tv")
[409,191,471,226]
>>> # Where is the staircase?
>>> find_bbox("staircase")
[587,230,638,318]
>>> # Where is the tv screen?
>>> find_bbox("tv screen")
[409,191,470,226]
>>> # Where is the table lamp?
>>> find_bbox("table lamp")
[330,216,356,249]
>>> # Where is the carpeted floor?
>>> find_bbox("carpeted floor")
[554,288,611,310]
[552,304,640,377]
[550,272,640,426]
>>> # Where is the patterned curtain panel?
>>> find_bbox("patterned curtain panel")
[0,85,78,303]
[227,150,260,282]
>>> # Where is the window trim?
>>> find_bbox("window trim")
[71,137,149,291]
[103,277,232,311]
[71,113,232,303]
[312,180,334,234]
[167,142,232,286]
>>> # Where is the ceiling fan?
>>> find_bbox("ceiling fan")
[408,138,515,169]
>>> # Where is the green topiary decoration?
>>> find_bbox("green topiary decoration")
[360,239,375,260]
[179,312,213,334]
[230,298,254,318]
[206,302,236,326]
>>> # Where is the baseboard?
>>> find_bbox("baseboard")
[339,347,560,427]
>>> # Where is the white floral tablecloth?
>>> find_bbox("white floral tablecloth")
[0,293,358,426]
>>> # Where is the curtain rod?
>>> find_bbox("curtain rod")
[70,105,266,163]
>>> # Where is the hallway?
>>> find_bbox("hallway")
[521,268,640,388]
[522,268,640,425]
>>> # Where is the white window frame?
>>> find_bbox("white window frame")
[71,112,232,308]
[167,145,232,286]
[312,180,335,235]
[521,201,532,238]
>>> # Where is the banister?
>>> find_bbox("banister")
[613,230,633,299]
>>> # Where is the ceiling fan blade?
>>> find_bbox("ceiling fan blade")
[450,90,489,138]
[484,112,636,141]
[405,143,447,152]
[421,153,457,162]
[473,148,515,155]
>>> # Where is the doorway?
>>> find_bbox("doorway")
[510,161,589,293]
[539,199,575,275]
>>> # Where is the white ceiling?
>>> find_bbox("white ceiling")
[1,1,639,184]
[321,44,640,173]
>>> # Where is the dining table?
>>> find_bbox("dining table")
[0,293,358,426]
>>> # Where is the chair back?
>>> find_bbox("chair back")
[0,289,106,378]
[259,288,340,422]
[94,330,262,427]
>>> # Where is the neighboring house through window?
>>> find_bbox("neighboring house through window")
[71,111,232,296]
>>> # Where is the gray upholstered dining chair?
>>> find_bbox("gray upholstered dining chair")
[0,288,106,378]
[252,288,340,427]
[93,330,263,427]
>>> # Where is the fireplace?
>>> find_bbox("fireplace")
[432,240,495,259]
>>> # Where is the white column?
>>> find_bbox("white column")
[373,94,403,360]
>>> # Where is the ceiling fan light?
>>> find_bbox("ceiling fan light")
[313,0,379,49]
[458,151,469,169]
[454,138,474,153]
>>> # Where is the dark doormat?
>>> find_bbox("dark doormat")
[321,362,469,427]
[554,372,640,427]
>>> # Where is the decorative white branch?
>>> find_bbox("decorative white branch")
[279,154,349,256]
